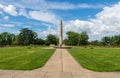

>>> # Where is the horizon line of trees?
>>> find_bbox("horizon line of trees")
[0,28,58,46]
[0,28,120,47]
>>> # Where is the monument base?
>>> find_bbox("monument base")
[54,46,72,49]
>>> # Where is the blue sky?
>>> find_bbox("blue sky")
[0,0,120,40]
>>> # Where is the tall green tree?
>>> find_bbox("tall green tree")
[63,39,69,45]
[66,31,89,45]
[46,34,58,45]
[10,34,16,45]
[18,28,37,45]
[12,35,19,45]
[0,32,13,45]
[102,36,111,46]
[66,31,79,45]
[78,32,89,45]
[36,38,45,45]
[111,35,120,46]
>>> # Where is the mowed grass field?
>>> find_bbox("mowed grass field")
[68,47,120,72]
[0,46,55,70]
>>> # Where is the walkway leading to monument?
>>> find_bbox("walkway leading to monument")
[0,49,120,78]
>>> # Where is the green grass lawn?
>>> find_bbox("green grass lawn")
[0,46,55,70]
[68,47,120,72]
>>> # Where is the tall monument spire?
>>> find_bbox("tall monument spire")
[59,20,63,47]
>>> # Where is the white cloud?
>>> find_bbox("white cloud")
[0,27,19,34]
[37,26,57,38]
[0,2,60,25]
[64,19,93,33]
[91,2,120,36]
[0,11,3,14]
[64,2,120,40]
[18,9,29,18]
[42,26,57,37]
[77,3,104,9]
[47,2,104,10]
[0,0,103,25]
[8,0,45,10]
[0,4,18,16]
[0,0,104,11]
[23,26,31,28]
[29,11,60,25]
[41,23,52,27]
[0,24,14,27]
[4,16,9,20]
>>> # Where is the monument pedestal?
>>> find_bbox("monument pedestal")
[54,46,72,49]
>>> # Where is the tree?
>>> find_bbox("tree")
[66,31,89,46]
[63,39,69,45]
[111,35,120,46]
[12,35,19,45]
[18,28,37,45]
[66,31,79,45]
[90,40,100,46]
[0,34,2,46]
[102,36,111,46]
[10,34,16,45]
[78,32,89,45]
[0,32,13,46]
[36,38,45,45]
[46,34,58,45]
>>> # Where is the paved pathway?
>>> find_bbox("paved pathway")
[0,49,120,78]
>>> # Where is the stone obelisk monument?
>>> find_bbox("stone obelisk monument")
[59,20,63,48]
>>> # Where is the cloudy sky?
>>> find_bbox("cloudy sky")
[0,0,120,40]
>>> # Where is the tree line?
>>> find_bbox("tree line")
[64,31,120,46]
[0,28,120,47]
[0,28,58,46]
